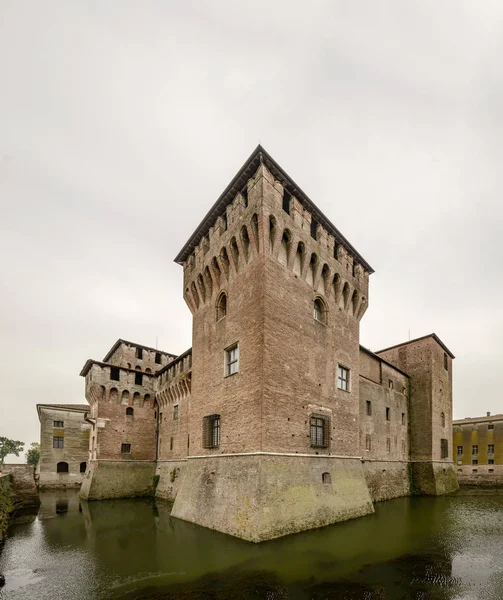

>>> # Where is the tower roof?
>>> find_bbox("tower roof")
[174,145,374,273]
[375,333,455,359]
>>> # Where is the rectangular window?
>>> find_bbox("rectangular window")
[473,469,478,473]
[440,438,448,459]
[135,372,143,386]
[337,366,350,392]
[472,459,478,465]
[121,443,131,454]
[488,424,494,430]
[282,191,291,214]
[488,459,495,465]
[386,437,391,453]
[444,352,448,371]
[310,414,330,448]
[170,437,174,451]
[310,217,318,240]
[136,347,143,359]
[388,379,393,389]
[401,412,405,425]
[366,400,372,416]
[155,352,162,364]
[386,407,390,421]
[173,405,179,421]
[457,446,463,456]
[110,367,120,381]
[53,436,64,449]
[225,344,239,376]
[365,434,371,451]
[53,421,64,428]
[202,414,220,449]
[489,469,494,473]
[488,444,494,454]
[472,445,478,455]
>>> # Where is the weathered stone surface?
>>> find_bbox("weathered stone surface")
[80,460,156,500]
[155,460,186,501]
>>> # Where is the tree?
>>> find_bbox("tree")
[0,437,24,468]
[26,442,40,468]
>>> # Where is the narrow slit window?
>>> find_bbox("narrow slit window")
[366,400,372,416]
[173,405,179,421]
[310,217,318,240]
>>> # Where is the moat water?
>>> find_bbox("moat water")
[1,490,503,599]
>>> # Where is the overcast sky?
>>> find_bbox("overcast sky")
[1,1,502,461]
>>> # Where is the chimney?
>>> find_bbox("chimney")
[487,412,491,417]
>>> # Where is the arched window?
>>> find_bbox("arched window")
[314,298,327,324]
[126,407,134,417]
[216,292,227,321]
[441,412,445,427]
[80,462,87,473]
[145,368,152,373]
[57,462,69,474]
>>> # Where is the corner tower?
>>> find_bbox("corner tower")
[171,146,375,541]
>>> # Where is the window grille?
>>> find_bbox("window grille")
[488,444,494,454]
[337,366,350,392]
[121,443,131,454]
[203,415,220,449]
[440,438,448,459]
[53,421,64,428]
[53,436,64,449]
[488,424,494,430]
[225,344,239,376]
[472,445,478,455]
[310,414,330,448]
[457,446,463,456]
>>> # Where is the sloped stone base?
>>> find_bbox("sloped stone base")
[171,454,374,542]
[411,461,459,496]
[80,460,156,500]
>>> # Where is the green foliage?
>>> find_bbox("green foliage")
[0,437,24,468]
[26,442,40,468]
[0,486,14,537]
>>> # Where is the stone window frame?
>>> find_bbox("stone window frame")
[336,365,350,393]
[155,352,162,364]
[309,413,330,449]
[224,343,239,377]
[202,414,220,449]
[53,436,64,449]
[135,372,143,386]
[53,420,64,428]
[136,347,143,360]
[472,459,478,465]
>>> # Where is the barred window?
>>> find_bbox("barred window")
[310,414,330,448]
[337,366,350,392]
[440,438,448,459]
[472,445,478,455]
[203,414,220,449]
[225,344,239,376]
[457,445,463,456]
[53,421,64,428]
[53,436,64,449]
[121,443,131,454]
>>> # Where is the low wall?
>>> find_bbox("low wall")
[362,460,411,502]
[80,460,156,500]
[39,471,84,489]
[171,453,374,542]
[411,461,459,495]
[456,464,503,488]
[155,460,187,501]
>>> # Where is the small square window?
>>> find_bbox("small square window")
[53,421,64,428]
[488,459,494,465]
[457,446,463,456]
[337,366,350,392]
[472,459,478,465]
[155,352,162,364]
[135,372,143,386]
[386,407,390,421]
[365,434,372,451]
[173,405,179,421]
[488,424,494,430]
[110,367,120,381]
[366,400,372,416]
[53,436,64,449]
[225,344,239,376]
[121,443,131,454]
[310,414,330,448]
[489,469,494,473]
[203,414,220,449]
[136,347,143,359]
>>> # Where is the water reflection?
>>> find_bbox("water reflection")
[0,491,502,599]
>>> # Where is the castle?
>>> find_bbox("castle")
[75,146,458,542]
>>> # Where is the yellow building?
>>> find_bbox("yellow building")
[453,412,503,483]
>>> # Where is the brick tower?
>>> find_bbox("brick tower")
[170,146,376,541]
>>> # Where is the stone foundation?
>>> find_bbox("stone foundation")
[155,460,187,501]
[410,461,458,495]
[80,460,156,500]
[362,460,411,502]
[171,453,374,542]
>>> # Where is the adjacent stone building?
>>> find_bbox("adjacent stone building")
[37,404,90,488]
[75,145,458,541]
[453,412,503,485]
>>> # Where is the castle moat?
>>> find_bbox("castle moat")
[1,490,502,599]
